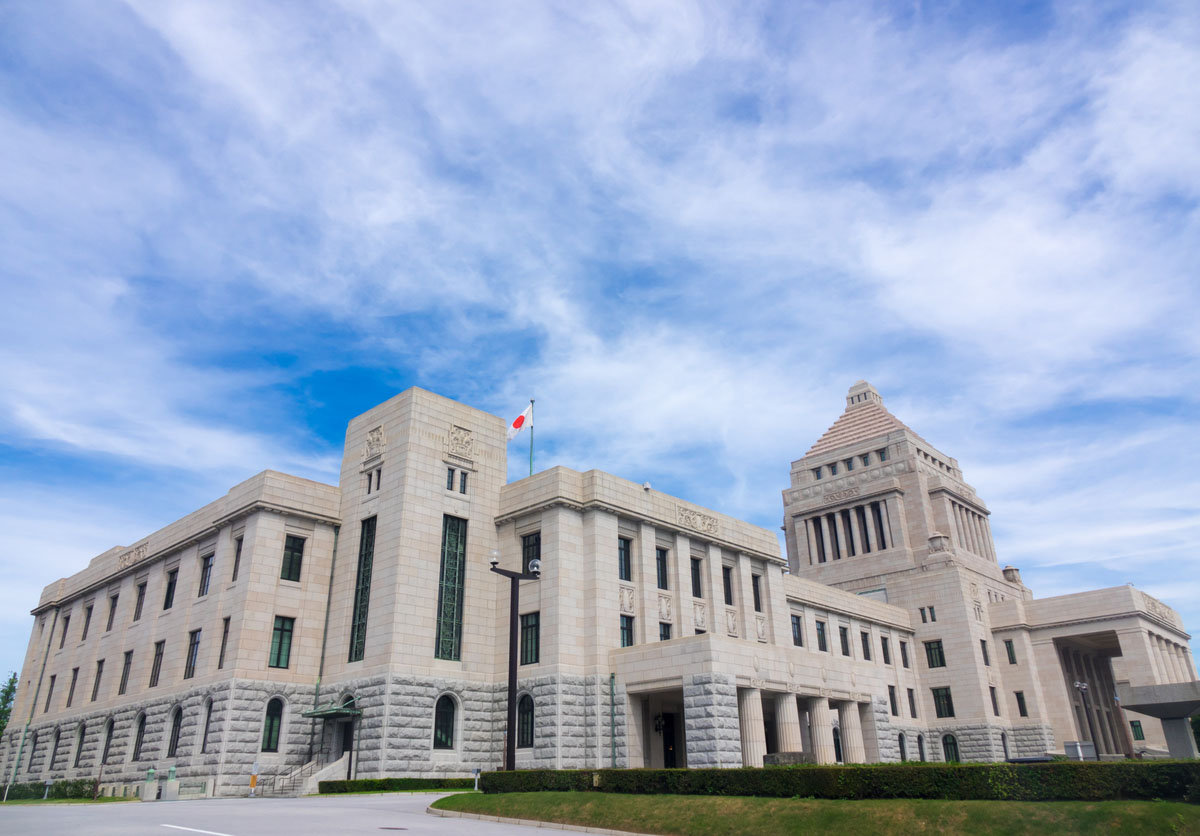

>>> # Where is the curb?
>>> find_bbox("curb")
[426,805,664,836]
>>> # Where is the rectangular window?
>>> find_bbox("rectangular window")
[877,447,889,462]
[119,650,132,695]
[459,470,467,494]
[43,675,55,713]
[184,630,201,679]
[1130,720,1144,741]
[617,537,632,581]
[106,595,118,632]
[880,636,891,665]
[656,548,669,590]
[232,536,243,582]
[722,566,734,605]
[659,622,672,641]
[900,640,910,668]
[81,605,93,641]
[1015,691,1028,717]
[919,607,927,623]
[281,535,305,582]
[218,617,231,670]
[812,467,823,480]
[690,558,703,598]
[434,515,468,661]
[149,641,165,687]
[59,615,70,649]
[790,614,804,647]
[66,668,79,708]
[520,612,540,664]
[907,687,917,718]
[860,631,872,661]
[888,685,898,716]
[980,639,991,666]
[839,625,851,657]
[522,532,541,574]
[269,616,294,668]
[751,575,762,612]
[446,467,455,490]
[932,687,955,718]
[134,582,146,621]
[989,685,1000,716]
[829,462,838,475]
[620,615,635,648]
[90,659,104,702]
[163,569,178,610]
[929,605,936,622]
[198,553,214,597]
[1005,639,1017,665]
[349,517,377,663]
[816,621,828,652]
[924,640,946,668]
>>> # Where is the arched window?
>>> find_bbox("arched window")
[132,714,147,761]
[832,726,843,763]
[917,734,926,762]
[433,695,456,750]
[101,719,114,765]
[517,694,534,749]
[167,707,183,758]
[29,731,39,771]
[73,723,87,768]
[49,729,61,771]
[262,698,284,752]
[898,733,907,762]
[1000,732,1009,761]
[942,733,960,763]
[200,699,214,754]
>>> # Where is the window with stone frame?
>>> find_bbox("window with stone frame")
[434,516,468,661]
[162,568,178,610]
[907,687,917,718]
[656,548,670,590]
[880,635,891,665]
[932,687,955,718]
[184,629,201,679]
[839,625,851,657]
[517,694,534,748]
[133,582,146,621]
[1005,638,1017,665]
[924,640,946,668]
[620,615,635,648]
[900,640,910,668]
[261,698,284,752]
[522,532,541,574]
[432,695,455,749]
[618,537,632,582]
[520,612,540,664]
[348,517,376,663]
[790,614,804,647]
[269,616,294,669]
[816,620,828,652]
[149,640,165,687]
[1015,691,1028,717]
[106,594,119,632]
[280,535,305,582]
[89,659,104,702]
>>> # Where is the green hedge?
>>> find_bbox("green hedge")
[4,778,95,800]
[480,762,1200,802]
[318,776,476,794]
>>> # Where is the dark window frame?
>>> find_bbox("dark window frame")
[184,629,201,679]
[620,614,635,648]
[262,698,284,752]
[520,612,540,665]
[655,548,669,591]
[517,694,534,748]
[522,532,541,574]
[690,557,703,599]
[198,553,214,597]
[433,695,456,750]
[617,537,632,582]
[269,616,294,669]
[932,687,955,718]
[924,640,946,668]
[280,535,305,582]
[790,614,804,647]
[348,517,377,663]
[162,569,178,610]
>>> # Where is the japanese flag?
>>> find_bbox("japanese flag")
[507,403,533,441]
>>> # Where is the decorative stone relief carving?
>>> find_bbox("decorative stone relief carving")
[658,594,673,622]
[726,608,739,637]
[928,532,951,553]
[755,615,768,641]
[619,586,636,615]
[446,425,474,460]
[693,602,707,629]
[362,426,386,461]
[1140,592,1181,627]
[117,543,148,571]
[677,506,719,535]
[821,486,861,505]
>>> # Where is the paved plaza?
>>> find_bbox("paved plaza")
[0,793,576,836]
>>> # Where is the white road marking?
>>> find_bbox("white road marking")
[161,825,238,836]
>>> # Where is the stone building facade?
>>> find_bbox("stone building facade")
[2,383,1196,797]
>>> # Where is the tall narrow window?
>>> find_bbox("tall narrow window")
[860,631,872,660]
[655,548,669,590]
[751,575,762,612]
[281,535,305,582]
[839,625,851,657]
[73,723,85,767]
[517,694,534,748]
[200,700,214,753]
[149,640,165,687]
[924,640,946,668]
[348,517,376,663]
[880,636,891,665]
[1004,639,1017,665]
[231,536,243,582]
[66,668,79,708]
[59,616,70,649]
[269,617,294,669]
[942,733,960,762]
[81,605,93,641]
[1016,691,1028,717]
[919,607,927,623]
[101,721,114,765]
[918,734,926,762]
[980,639,991,666]
[932,687,955,718]
[132,714,147,760]
[433,695,455,749]
[722,566,734,605]
[907,687,917,718]
[617,537,632,581]
[133,582,146,621]
[90,659,104,702]
[167,708,183,758]
[446,467,455,491]
[898,733,907,762]
[106,594,118,632]
[49,730,61,770]
[900,640,910,668]
[620,615,634,648]
[435,516,468,661]
[1130,720,1144,741]
[197,554,214,597]
[218,618,231,669]
[816,621,828,652]
[262,698,283,752]
[690,558,703,598]
[184,630,201,679]
[521,532,541,574]
[162,569,178,610]
[458,470,467,494]
[929,605,937,622]
[659,622,672,641]
[790,614,804,647]
[888,685,898,716]
[520,612,540,665]
[990,685,1000,716]
[119,650,133,695]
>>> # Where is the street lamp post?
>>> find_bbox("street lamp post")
[1073,680,1101,761]
[490,549,541,771]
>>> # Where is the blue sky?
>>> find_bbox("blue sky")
[1,0,1198,680]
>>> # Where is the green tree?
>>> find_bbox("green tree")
[0,672,17,737]
[1192,714,1199,750]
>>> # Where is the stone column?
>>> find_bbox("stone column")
[1184,649,1197,681]
[858,506,874,552]
[737,688,766,768]
[682,674,742,768]
[818,516,833,563]
[837,702,866,763]
[775,694,804,754]
[807,698,836,764]
[847,508,863,557]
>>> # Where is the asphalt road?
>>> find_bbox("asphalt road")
[0,792,580,836]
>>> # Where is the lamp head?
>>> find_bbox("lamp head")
[488,549,500,568]
[528,558,542,578]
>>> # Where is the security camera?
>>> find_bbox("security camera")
[488,550,500,568]
[528,558,542,578]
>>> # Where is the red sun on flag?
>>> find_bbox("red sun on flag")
[507,403,533,441]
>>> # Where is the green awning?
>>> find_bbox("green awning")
[302,701,362,719]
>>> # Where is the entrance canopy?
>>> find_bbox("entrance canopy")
[301,701,363,719]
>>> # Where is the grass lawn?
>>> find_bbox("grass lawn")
[2,796,137,805]
[432,791,1200,835]
[313,788,478,797]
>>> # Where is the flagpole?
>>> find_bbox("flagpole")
[529,399,535,477]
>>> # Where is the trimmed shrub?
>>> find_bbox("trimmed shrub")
[3,778,94,800]
[318,776,476,794]
[479,761,1200,802]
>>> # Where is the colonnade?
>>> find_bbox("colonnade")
[1059,646,1127,755]
[1149,632,1197,684]
[800,498,898,565]
[736,688,868,767]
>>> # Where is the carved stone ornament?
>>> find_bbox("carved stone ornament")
[362,426,386,461]
[446,425,475,460]
[117,543,148,571]
[756,615,768,640]
[928,532,951,553]
[726,609,739,636]
[1141,592,1180,627]
[677,505,719,535]
[658,594,673,622]
[693,602,707,629]
[620,586,636,615]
